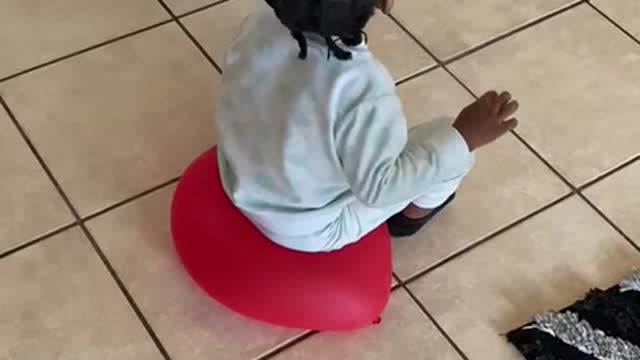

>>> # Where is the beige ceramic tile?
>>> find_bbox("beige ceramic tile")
[585,160,640,243]
[273,289,461,360]
[450,5,640,186]
[0,228,161,359]
[392,0,578,59]
[366,12,435,81]
[184,2,434,80]
[86,185,301,360]
[408,197,640,359]
[182,0,255,65]
[0,109,72,253]
[164,0,218,15]
[392,69,569,279]
[1,24,221,216]
[593,0,640,39]
[0,0,167,79]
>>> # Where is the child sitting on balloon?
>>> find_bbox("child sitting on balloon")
[216,0,519,252]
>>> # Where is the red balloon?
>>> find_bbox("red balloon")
[171,148,392,330]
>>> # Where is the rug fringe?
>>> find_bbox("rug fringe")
[619,269,640,293]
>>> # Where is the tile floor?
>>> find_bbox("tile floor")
[1,0,639,359]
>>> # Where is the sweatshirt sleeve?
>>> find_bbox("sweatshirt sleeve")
[334,94,472,208]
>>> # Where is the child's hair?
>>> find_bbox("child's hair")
[265,0,378,60]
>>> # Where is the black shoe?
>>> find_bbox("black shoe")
[386,193,456,237]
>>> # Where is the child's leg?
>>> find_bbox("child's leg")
[387,153,474,236]
[413,175,466,209]
[267,171,468,253]
[283,150,474,252]
[264,199,411,253]
[400,179,460,219]
[308,167,471,251]
[268,131,475,253]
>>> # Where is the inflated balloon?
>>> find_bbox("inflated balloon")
[171,148,392,331]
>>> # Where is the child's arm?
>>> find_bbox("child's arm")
[335,95,472,208]
[335,90,519,208]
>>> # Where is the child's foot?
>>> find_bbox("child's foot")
[401,204,433,219]
[386,194,456,237]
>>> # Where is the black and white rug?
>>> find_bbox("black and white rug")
[507,270,640,360]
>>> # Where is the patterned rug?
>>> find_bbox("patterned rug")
[507,270,640,360]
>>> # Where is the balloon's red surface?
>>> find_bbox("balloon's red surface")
[171,148,392,330]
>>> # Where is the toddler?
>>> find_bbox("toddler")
[216,0,519,252]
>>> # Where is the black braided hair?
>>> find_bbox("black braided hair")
[291,30,308,59]
[266,0,377,60]
[325,36,351,60]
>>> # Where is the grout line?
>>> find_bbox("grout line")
[76,224,175,360]
[509,130,575,190]
[440,0,588,66]
[392,0,640,283]
[578,155,640,191]
[577,191,640,252]
[400,192,574,285]
[0,2,632,357]
[394,63,441,86]
[387,13,487,101]
[587,1,640,47]
[0,0,231,85]
[389,11,580,193]
[155,0,223,74]
[255,331,318,360]
[429,49,640,258]
[0,97,82,226]
[399,284,470,360]
[178,0,234,18]
[427,34,640,258]
[83,176,180,222]
[0,96,174,360]
[391,272,404,291]
[387,14,445,69]
[388,0,586,84]
[392,272,403,284]
[0,19,174,84]
[0,222,78,260]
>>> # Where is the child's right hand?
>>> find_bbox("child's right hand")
[377,0,394,13]
[453,91,519,152]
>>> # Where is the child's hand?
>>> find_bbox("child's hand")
[453,91,519,152]
[377,0,394,13]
